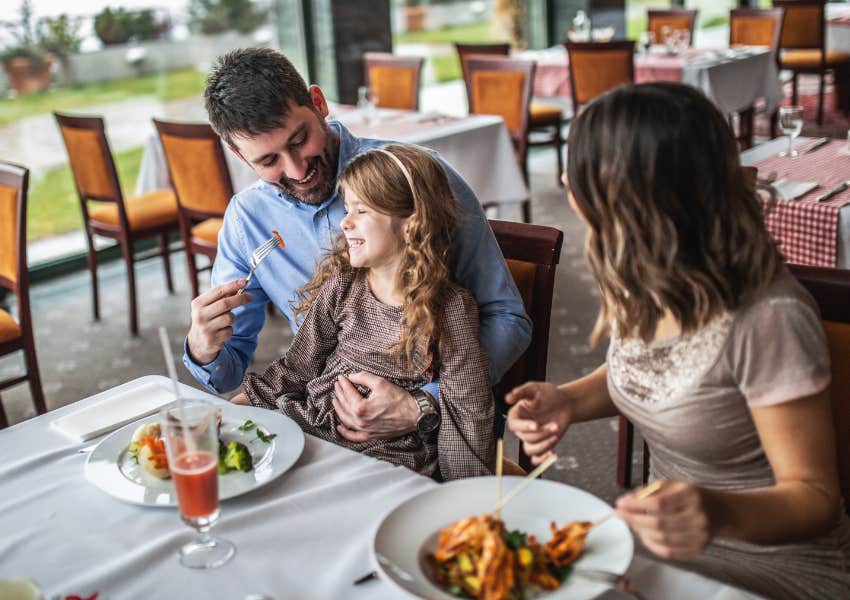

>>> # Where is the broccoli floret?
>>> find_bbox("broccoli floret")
[222,441,253,472]
[218,441,229,474]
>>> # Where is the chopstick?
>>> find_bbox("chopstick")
[591,479,664,529]
[491,454,558,513]
[495,438,504,518]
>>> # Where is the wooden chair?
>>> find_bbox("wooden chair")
[489,219,564,471]
[775,0,850,125]
[465,56,535,222]
[788,264,850,513]
[647,8,698,46]
[729,8,787,147]
[0,161,46,428]
[153,119,233,299]
[456,42,565,190]
[363,52,423,111]
[54,113,179,335]
[564,41,636,117]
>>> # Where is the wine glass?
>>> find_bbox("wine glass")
[160,400,235,569]
[357,85,379,128]
[778,106,804,157]
[638,31,652,56]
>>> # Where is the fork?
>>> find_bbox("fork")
[237,236,279,295]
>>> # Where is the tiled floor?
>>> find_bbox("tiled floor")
[0,148,640,505]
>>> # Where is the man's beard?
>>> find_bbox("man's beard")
[276,122,339,205]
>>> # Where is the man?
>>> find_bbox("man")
[184,47,530,443]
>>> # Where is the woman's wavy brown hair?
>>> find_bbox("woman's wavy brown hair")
[566,82,783,345]
[294,143,458,367]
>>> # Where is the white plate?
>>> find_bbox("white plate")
[373,477,633,599]
[85,404,304,506]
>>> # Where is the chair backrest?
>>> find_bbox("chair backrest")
[775,0,825,51]
[788,264,850,513]
[730,7,785,53]
[465,56,534,150]
[647,9,698,45]
[54,112,123,206]
[363,52,424,111]
[153,119,233,221]
[489,219,564,467]
[454,42,511,109]
[0,161,28,296]
[564,41,635,114]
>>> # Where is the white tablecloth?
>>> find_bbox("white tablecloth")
[0,376,765,599]
[828,3,850,52]
[136,110,529,217]
[740,136,850,269]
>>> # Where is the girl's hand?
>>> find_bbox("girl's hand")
[615,480,711,560]
[230,392,250,405]
[506,381,572,464]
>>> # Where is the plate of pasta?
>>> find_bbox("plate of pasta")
[372,477,633,599]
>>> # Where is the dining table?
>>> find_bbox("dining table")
[135,105,529,220]
[521,45,783,117]
[741,136,850,269]
[0,375,767,599]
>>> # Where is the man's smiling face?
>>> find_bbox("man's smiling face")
[231,86,339,205]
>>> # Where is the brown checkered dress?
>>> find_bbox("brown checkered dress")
[242,269,495,480]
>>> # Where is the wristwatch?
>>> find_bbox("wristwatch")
[412,389,440,434]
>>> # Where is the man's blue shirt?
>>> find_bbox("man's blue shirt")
[183,121,532,396]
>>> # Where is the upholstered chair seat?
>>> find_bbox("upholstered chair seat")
[0,309,21,344]
[190,218,223,246]
[88,189,177,231]
[529,102,563,125]
[780,49,850,67]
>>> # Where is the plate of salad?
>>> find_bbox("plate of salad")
[84,404,304,506]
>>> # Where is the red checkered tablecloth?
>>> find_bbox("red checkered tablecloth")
[753,139,850,267]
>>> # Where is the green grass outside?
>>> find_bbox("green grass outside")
[0,68,206,126]
[393,21,498,45]
[28,146,144,240]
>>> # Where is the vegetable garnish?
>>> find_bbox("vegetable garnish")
[218,440,254,474]
[238,419,256,432]
[272,230,286,250]
[256,428,277,443]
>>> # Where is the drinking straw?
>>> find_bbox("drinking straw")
[158,326,194,452]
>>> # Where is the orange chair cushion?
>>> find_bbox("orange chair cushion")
[58,126,117,199]
[159,135,231,215]
[89,189,178,232]
[825,320,850,511]
[0,308,21,344]
[471,70,526,136]
[529,102,563,126]
[780,5,823,49]
[731,16,778,48]
[780,49,850,68]
[190,218,222,246]
[0,183,17,284]
[370,65,418,111]
[570,50,633,105]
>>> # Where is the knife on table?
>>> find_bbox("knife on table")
[816,181,850,202]
[804,137,830,154]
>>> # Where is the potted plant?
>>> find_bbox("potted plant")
[37,14,82,86]
[1,0,53,96]
[404,0,428,32]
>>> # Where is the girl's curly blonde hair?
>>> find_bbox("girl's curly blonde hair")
[293,144,458,368]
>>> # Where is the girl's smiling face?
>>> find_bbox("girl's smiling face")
[340,187,409,271]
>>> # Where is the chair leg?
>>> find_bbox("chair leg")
[23,336,46,415]
[817,71,825,126]
[554,128,564,188]
[121,239,139,335]
[187,250,200,299]
[85,231,100,321]
[521,199,532,224]
[0,393,7,429]
[159,233,174,294]
[791,72,799,107]
[616,415,634,488]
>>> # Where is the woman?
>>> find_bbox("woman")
[507,83,850,599]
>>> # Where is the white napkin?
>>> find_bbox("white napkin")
[51,380,176,442]
[772,178,818,201]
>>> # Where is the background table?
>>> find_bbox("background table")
[136,109,529,218]
[0,376,763,599]
[741,137,850,269]
[523,46,782,116]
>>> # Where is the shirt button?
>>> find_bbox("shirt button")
[215,365,221,372]
[316,209,325,218]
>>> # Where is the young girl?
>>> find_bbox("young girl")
[242,144,495,480]
[508,83,850,598]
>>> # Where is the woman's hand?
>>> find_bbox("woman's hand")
[506,381,572,464]
[230,392,250,405]
[616,480,711,560]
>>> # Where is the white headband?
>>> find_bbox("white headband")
[373,147,416,196]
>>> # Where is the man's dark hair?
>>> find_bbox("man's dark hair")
[204,47,314,147]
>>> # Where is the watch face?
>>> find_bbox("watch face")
[417,411,440,433]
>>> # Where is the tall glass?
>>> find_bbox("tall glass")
[160,400,235,569]
[778,106,804,157]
